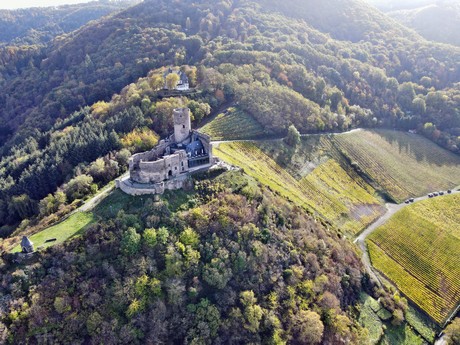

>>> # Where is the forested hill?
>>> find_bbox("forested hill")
[0,1,139,47]
[256,0,421,42]
[386,1,460,47]
[1,0,460,227]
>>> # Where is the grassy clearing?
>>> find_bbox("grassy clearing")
[11,212,95,253]
[406,306,437,343]
[380,323,425,345]
[333,130,460,202]
[357,293,430,344]
[214,141,384,234]
[367,194,460,324]
[358,293,384,344]
[200,108,270,140]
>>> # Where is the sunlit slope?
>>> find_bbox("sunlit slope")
[200,108,270,141]
[367,193,460,324]
[214,141,384,234]
[333,130,460,202]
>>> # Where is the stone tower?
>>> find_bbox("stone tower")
[173,107,191,143]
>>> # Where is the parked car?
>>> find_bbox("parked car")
[433,192,439,196]
[447,189,452,194]
[439,191,444,196]
[428,193,433,198]
[409,198,414,202]
[405,200,410,204]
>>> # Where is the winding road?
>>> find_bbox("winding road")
[353,190,460,286]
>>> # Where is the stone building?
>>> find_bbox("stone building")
[21,236,34,253]
[163,67,190,91]
[117,107,212,195]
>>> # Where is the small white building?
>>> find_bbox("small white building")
[163,67,189,91]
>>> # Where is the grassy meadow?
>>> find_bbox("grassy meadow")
[367,193,460,324]
[11,212,95,253]
[333,130,460,202]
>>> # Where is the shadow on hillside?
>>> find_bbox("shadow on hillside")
[374,129,460,167]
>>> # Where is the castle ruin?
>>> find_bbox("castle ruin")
[116,107,213,195]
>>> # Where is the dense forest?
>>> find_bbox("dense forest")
[386,1,460,47]
[0,0,460,342]
[1,170,407,344]
[0,0,139,46]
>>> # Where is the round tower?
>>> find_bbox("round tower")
[173,107,191,143]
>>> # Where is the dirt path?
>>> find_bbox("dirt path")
[353,190,459,285]
[210,128,364,145]
[79,172,129,213]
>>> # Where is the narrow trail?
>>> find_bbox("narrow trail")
[210,128,363,145]
[353,190,459,286]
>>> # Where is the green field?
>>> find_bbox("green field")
[367,193,460,324]
[200,107,270,140]
[12,212,95,253]
[214,141,384,234]
[333,130,460,202]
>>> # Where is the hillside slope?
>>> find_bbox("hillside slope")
[0,1,139,46]
[1,0,460,230]
[368,193,460,324]
[387,2,460,46]
[0,172,372,344]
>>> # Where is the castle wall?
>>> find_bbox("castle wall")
[135,150,189,184]
[116,174,191,196]
[123,107,213,195]
[193,130,213,162]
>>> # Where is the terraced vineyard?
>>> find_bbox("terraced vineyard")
[367,193,460,324]
[200,108,270,140]
[333,130,460,202]
[214,141,384,234]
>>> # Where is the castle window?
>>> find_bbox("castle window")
[175,167,177,170]
[183,125,185,129]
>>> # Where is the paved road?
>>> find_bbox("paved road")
[354,190,459,286]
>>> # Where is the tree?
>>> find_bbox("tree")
[391,309,404,326]
[445,318,460,345]
[240,291,264,333]
[291,310,324,345]
[179,227,199,247]
[121,227,141,256]
[8,194,36,219]
[397,83,416,110]
[166,73,180,90]
[143,228,157,248]
[284,124,301,147]
[412,97,426,114]
[187,299,221,342]
[149,75,164,91]
[64,174,94,201]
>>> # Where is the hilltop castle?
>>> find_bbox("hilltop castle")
[116,107,212,195]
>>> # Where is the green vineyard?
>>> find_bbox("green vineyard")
[200,108,270,140]
[367,194,460,324]
[214,141,384,234]
[333,130,460,202]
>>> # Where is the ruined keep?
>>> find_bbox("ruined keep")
[117,107,213,195]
